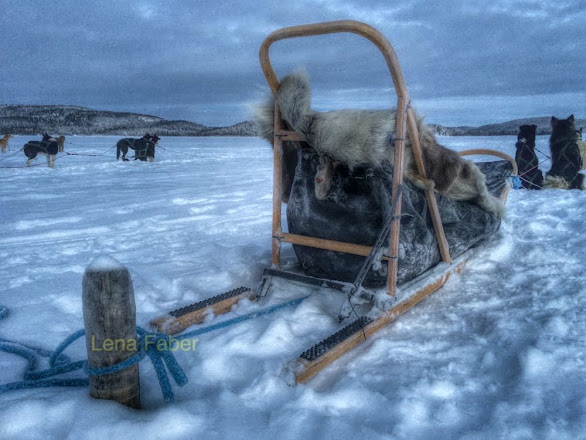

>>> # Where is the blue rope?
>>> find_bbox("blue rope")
[0,295,307,402]
[512,175,522,189]
[0,335,89,392]
[178,295,308,340]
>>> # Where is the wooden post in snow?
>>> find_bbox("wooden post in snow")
[82,255,140,409]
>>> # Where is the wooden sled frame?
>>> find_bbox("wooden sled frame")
[260,20,452,298]
[151,20,517,386]
[260,20,516,383]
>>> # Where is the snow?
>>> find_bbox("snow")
[1,135,585,439]
[86,254,126,272]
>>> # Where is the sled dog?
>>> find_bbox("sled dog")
[515,124,543,190]
[116,134,159,162]
[23,134,59,168]
[57,135,66,153]
[543,115,584,190]
[0,134,11,153]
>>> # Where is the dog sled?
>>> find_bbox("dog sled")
[151,20,517,384]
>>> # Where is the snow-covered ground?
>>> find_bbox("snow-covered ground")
[0,135,585,439]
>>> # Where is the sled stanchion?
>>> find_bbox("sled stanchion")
[272,101,284,268]
[406,108,451,263]
[82,256,140,409]
[386,96,408,296]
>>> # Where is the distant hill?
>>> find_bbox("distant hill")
[199,121,257,136]
[0,105,256,136]
[0,105,583,137]
[431,116,586,136]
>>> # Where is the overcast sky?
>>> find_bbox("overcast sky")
[1,0,585,126]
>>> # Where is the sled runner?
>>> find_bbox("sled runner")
[151,20,516,384]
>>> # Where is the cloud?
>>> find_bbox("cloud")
[1,0,585,125]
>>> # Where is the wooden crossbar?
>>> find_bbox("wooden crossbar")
[278,232,391,260]
[275,130,305,142]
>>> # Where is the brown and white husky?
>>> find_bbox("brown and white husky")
[0,134,11,153]
[57,135,66,153]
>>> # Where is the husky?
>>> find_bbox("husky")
[135,134,159,161]
[0,134,11,153]
[57,135,66,153]
[515,124,543,189]
[255,70,504,217]
[543,115,584,190]
[116,134,160,161]
[23,133,59,168]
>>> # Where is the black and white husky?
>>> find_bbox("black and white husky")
[23,134,59,168]
[255,70,504,217]
[515,124,543,190]
[544,115,584,190]
[116,134,160,161]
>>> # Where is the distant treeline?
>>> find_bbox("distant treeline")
[0,105,583,136]
[429,116,585,136]
[0,105,257,136]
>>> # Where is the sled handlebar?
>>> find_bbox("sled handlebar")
[259,20,409,101]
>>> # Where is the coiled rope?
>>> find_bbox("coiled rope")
[0,295,306,402]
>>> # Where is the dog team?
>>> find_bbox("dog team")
[0,133,160,167]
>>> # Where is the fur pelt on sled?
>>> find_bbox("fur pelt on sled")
[255,70,504,218]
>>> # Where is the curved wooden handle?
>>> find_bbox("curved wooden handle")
[459,148,518,176]
[259,20,408,100]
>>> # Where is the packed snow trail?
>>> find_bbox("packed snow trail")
[0,135,585,439]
